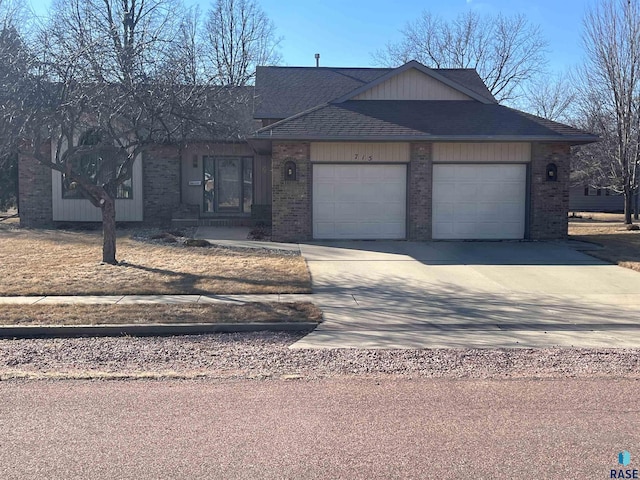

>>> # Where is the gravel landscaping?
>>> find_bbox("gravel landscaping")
[0,333,638,380]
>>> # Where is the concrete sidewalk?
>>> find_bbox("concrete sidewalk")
[0,294,314,305]
[0,293,318,338]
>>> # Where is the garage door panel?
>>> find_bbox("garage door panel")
[499,183,524,201]
[433,203,454,222]
[334,189,364,203]
[456,184,479,202]
[314,183,335,198]
[433,165,456,182]
[433,184,456,203]
[476,184,503,202]
[453,203,480,223]
[313,164,406,239]
[432,222,453,238]
[314,223,335,237]
[382,202,406,217]
[433,164,526,240]
[334,165,360,178]
[313,203,335,222]
[455,166,480,181]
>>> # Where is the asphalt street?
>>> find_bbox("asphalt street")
[1,378,638,479]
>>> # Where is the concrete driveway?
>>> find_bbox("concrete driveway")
[293,241,640,349]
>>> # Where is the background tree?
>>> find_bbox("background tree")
[204,0,281,86]
[373,10,548,103]
[522,73,577,124]
[0,0,29,211]
[10,0,246,264]
[575,0,640,224]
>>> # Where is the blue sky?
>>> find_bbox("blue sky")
[29,0,589,74]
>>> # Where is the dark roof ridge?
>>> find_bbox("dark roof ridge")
[257,65,391,71]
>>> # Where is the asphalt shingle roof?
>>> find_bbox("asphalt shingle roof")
[253,101,598,143]
[254,66,496,119]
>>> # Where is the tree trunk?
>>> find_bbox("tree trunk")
[635,191,639,220]
[624,190,633,224]
[101,196,117,264]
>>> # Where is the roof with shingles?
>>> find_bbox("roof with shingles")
[254,65,496,119]
[253,101,598,144]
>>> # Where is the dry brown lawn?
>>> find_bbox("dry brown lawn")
[0,302,322,325]
[0,227,311,295]
[569,212,640,272]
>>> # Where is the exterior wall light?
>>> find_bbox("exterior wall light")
[546,163,558,181]
[284,160,297,181]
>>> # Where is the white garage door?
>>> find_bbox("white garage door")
[432,164,527,240]
[313,164,406,239]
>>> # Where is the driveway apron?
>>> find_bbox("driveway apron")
[293,241,640,349]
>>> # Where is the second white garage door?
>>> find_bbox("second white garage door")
[313,164,406,239]
[432,164,527,240]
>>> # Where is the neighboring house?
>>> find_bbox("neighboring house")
[19,60,598,241]
[569,186,624,212]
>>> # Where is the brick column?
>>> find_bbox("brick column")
[143,145,181,224]
[18,141,53,228]
[271,142,311,242]
[529,143,570,240]
[408,142,432,241]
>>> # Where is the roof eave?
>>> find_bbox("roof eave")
[251,134,600,145]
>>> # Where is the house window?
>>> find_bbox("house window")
[203,156,253,213]
[62,130,133,199]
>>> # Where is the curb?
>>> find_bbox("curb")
[0,322,320,339]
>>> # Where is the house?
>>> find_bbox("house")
[18,60,598,241]
[569,186,624,212]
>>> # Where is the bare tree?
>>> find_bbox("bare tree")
[0,0,30,211]
[576,0,640,224]
[204,0,281,86]
[9,0,243,263]
[523,74,577,123]
[372,10,548,103]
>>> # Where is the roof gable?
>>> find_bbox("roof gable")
[333,61,495,105]
[253,61,497,119]
[352,67,473,101]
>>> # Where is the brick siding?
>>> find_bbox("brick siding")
[529,143,570,240]
[143,145,181,224]
[408,142,432,240]
[271,142,311,242]
[18,142,53,227]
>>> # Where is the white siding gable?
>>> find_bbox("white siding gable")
[354,68,472,101]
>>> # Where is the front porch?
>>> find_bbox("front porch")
[174,141,272,228]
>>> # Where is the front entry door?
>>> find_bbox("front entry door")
[216,157,242,211]
[203,156,253,214]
